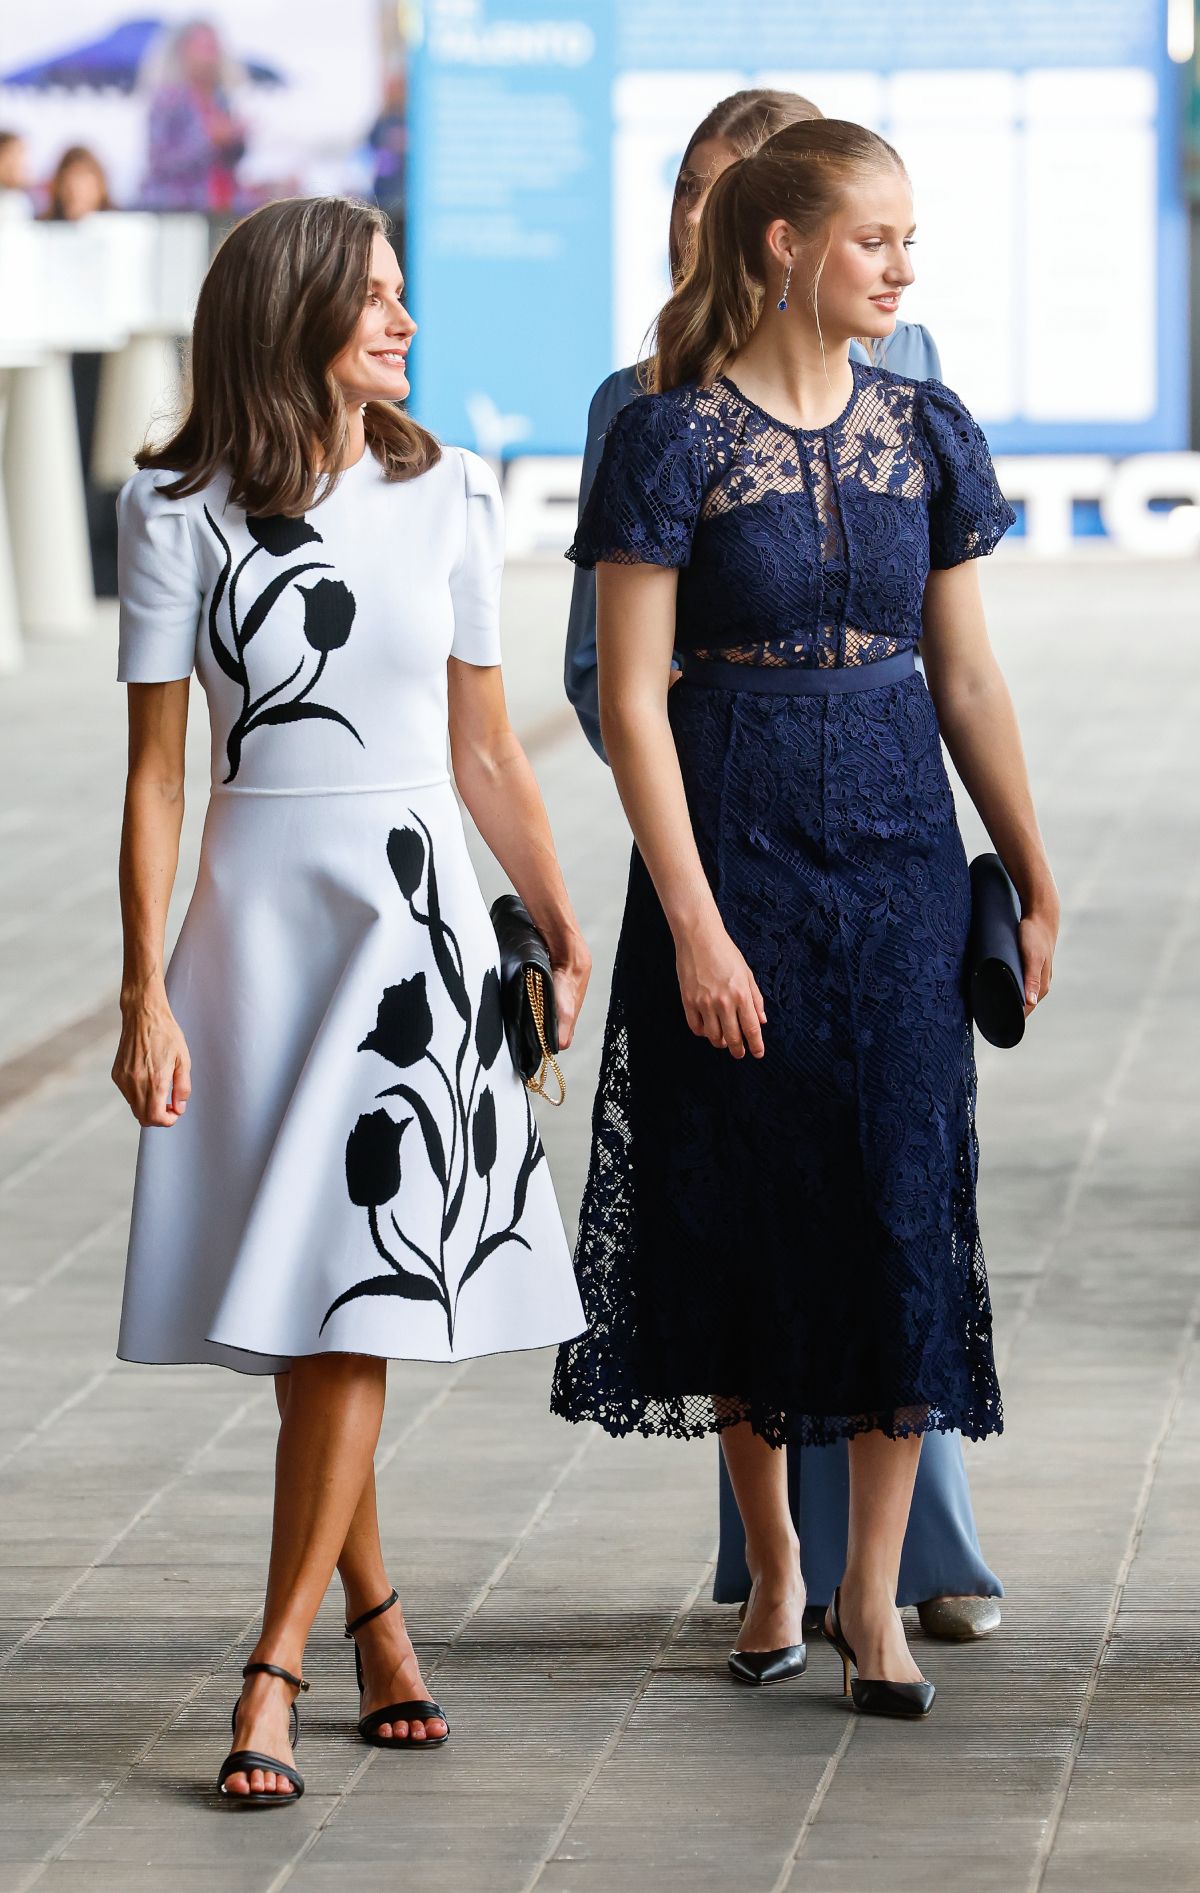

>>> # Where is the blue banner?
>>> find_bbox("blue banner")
[407,0,612,459]
[407,0,1187,458]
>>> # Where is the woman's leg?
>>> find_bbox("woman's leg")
[835,1429,926,1683]
[267,1370,447,1749]
[223,1351,387,1797]
[274,1370,390,1614]
[719,1423,805,1650]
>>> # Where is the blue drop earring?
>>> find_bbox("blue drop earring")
[777,263,792,313]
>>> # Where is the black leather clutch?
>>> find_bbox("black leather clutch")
[490,894,564,1103]
[967,853,1025,1049]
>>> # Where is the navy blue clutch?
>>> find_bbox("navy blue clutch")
[967,854,1025,1049]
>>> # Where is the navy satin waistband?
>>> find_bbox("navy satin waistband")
[678,649,916,695]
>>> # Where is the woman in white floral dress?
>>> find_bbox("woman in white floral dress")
[111,197,589,1803]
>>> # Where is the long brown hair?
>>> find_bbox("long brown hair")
[139,196,440,515]
[654,120,905,393]
[669,88,822,282]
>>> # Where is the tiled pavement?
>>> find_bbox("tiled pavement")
[1,555,1198,1893]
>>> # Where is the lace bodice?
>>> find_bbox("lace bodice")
[569,362,1014,668]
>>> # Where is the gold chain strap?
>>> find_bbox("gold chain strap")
[524,967,566,1106]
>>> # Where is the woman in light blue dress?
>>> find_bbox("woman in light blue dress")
[565,89,1002,1642]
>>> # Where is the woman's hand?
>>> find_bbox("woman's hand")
[550,939,592,1053]
[676,919,767,1059]
[1018,905,1058,1017]
[112,985,192,1127]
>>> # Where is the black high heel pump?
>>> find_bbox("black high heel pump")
[727,1581,807,1687]
[216,1661,308,1807]
[822,1588,936,1719]
[345,1588,450,1749]
[727,1642,808,1686]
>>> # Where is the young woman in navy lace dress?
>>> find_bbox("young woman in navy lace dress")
[551,120,1059,1716]
[566,88,1005,1649]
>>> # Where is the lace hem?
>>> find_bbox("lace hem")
[548,1386,1003,1450]
[549,987,1004,1452]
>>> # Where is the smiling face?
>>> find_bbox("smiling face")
[799,168,917,342]
[328,231,416,407]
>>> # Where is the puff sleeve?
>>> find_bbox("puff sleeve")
[568,391,704,570]
[564,367,640,759]
[915,381,1016,570]
[116,471,202,681]
[448,449,504,666]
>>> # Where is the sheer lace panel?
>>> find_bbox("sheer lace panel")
[570,364,1014,669]
[549,993,999,1449]
[693,379,903,667]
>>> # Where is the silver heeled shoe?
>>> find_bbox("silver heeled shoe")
[916,1595,1002,1640]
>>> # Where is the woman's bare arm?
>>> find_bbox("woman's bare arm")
[112,680,193,1125]
[447,658,590,1048]
[596,562,765,1058]
[921,559,1059,1011]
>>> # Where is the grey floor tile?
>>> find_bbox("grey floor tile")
[2,564,1199,1890]
[33,1871,284,1893]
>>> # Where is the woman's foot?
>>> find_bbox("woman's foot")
[830,1582,926,1684]
[733,1564,807,1655]
[222,1667,300,1799]
[351,1594,447,1742]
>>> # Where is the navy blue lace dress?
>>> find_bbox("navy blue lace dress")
[550,360,1015,1448]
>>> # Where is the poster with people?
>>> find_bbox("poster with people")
[0,2,390,216]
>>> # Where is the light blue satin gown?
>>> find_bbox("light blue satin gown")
[563,321,1003,1608]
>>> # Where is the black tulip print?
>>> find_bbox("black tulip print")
[246,513,323,556]
[323,819,547,1348]
[345,1109,407,1207]
[359,974,434,1069]
[387,825,425,899]
[323,1108,446,1331]
[474,967,504,1069]
[299,578,356,653]
[472,1088,497,1177]
[203,507,362,783]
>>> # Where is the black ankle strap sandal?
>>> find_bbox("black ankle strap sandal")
[344,1589,449,1750]
[216,1661,309,1806]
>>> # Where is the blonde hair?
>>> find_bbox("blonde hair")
[138,196,439,515]
[654,119,905,393]
[669,88,822,281]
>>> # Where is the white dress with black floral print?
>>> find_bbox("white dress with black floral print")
[115,446,584,1371]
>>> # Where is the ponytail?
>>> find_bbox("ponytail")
[649,119,906,395]
[652,159,762,393]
